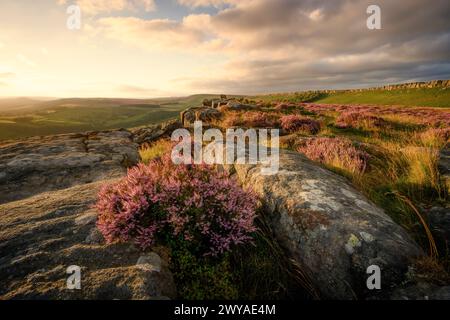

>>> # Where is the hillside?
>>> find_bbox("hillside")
[0,95,219,140]
[253,80,450,108]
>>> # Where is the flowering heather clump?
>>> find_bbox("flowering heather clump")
[280,114,321,134]
[335,111,387,129]
[297,137,370,174]
[96,154,258,256]
[222,111,278,128]
[221,112,242,127]
[245,111,279,127]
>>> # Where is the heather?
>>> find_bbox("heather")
[297,137,369,174]
[239,97,450,264]
[280,115,321,134]
[96,153,258,256]
[221,111,279,128]
[335,111,387,130]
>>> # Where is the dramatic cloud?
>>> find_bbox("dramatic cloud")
[2,0,450,97]
[91,0,450,93]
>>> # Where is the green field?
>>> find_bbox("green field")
[253,87,450,108]
[0,95,218,140]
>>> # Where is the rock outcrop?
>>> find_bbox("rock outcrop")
[180,107,222,127]
[0,130,139,204]
[131,119,181,145]
[0,180,177,299]
[227,149,424,299]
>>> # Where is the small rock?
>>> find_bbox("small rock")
[136,252,162,272]
[84,227,105,244]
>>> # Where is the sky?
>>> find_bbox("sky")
[0,0,449,98]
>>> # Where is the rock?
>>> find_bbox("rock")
[391,283,450,300]
[0,181,177,299]
[84,227,104,245]
[136,253,162,272]
[427,206,450,247]
[430,286,450,300]
[0,130,139,204]
[224,102,255,111]
[180,107,222,127]
[74,210,97,227]
[131,119,181,145]
[134,252,177,299]
[228,148,424,299]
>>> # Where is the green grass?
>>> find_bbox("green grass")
[314,88,450,108]
[252,87,450,108]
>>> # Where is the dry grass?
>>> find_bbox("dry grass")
[139,139,173,164]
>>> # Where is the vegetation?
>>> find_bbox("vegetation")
[244,98,449,264]
[0,95,220,140]
[253,87,450,108]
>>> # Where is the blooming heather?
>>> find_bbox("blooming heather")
[95,153,258,256]
[280,114,321,134]
[335,111,387,129]
[297,137,370,174]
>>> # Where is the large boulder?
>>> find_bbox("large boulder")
[228,149,423,299]
[0,130,139,204]
[0,181,177,300]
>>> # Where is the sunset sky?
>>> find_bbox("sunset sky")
[0,0,449,98]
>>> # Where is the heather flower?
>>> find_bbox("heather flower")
[96,153,258,256]
[297,137,370,174]
[335,111,387,129]
[280,115,321,134]
[222,111,278,128]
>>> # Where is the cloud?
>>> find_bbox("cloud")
[58,0,156,15]
[177,0,235,8]
[61,0,450,93]
[96,14,225,51]
[17,54,37,68]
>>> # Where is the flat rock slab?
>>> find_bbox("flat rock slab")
[233,150,423,299]
[0,130,139,204]
[0,180,176,300]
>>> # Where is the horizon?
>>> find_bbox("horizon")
[0,0,449,98]
[1,78,448,101]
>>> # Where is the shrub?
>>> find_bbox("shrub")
[280,115,321,134]
[335,111,387,130]
[221,111,278,128]
[245,111,279,127]
[95,153,258,256]
[297,137,370,174]
[221,112,242,127]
